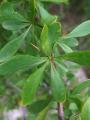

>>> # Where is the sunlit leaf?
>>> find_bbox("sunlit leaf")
[66,20,90,38]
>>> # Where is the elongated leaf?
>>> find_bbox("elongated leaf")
[38,4,57,25]
[40,0,68,4]
[40,25,51,55]
[36,105,50,120]
[59,43,73,53]
[81,97,90,120]
[66,20,90,38]
[0,55,47,75]
[0,13,27,24]
[0,2,14,15]
[29,99,51,113]
[29,0,36,21]
[2,20,30,30]
[22,63,47,105]
[61,38,79,47]
[0,26,31,62]
[0,2,27,23]
[0,2,29,30]
[51,64,66,102]
[62,51,90,66]
[55,61,68,73]
[72,80,90,95]
[48,22,61,45]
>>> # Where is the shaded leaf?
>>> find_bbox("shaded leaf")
[0,55,47,75]
[51,64,66,102]
[62,51,90,66]
[0,2,14,15]
[72,80,90,95]
[0,26,31,62]
[48,22,61,45]
[2,20,30,30]
[38,4,57,25]
[0,2,27,23]
[40,0,68,4]
[29,99,51,113]
[22,63,48,105]
[36,105,50,120]
[29,0,36,21]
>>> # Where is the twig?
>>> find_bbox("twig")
[57,103,65,120]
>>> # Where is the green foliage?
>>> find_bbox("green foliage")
[22,63,48,105]
[65,20,90,38]
[0,55,47,75]
[81,97,90,120]
[0,0,90,119]
[51,64,66,102]
[40,0,68,4]
[0,26,31,62]
[62,51,90,66]
[72,80,90,95]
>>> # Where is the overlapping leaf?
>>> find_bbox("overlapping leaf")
[22,63,48,105]
[62,51,90,66]
[81,97,90,120]
[40,25,51,55]
[0,2,29,30]
[0,55,47,75]
[0,26,31,62]
[72,80,90,95]
[38,4,57,25]
[51,64,66,102]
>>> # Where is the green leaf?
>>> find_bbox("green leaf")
[48,22,61,45]
[0,55,47,75]
[2,20,30,31]
[59,43,73,53]
[0,3,29,30]
[38,4,57,25]
[40,25,51,55]
[0,26,31,62]
[0,2,27,23]
[81,97,90,120]
[51,64,66,102]
[62,51,90,66]
[0,13,28,24]
[40,0,68,4]
[0,2,14,15]
[29,99,51,114]
[55,61,68,73]
[66,20,90,38]
[61,38,79,47]
[29,0,36,22]
[72,80,90,95]
[36,105,50,120]
[22,63,48,105]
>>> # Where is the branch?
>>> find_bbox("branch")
[57,103,65,120]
